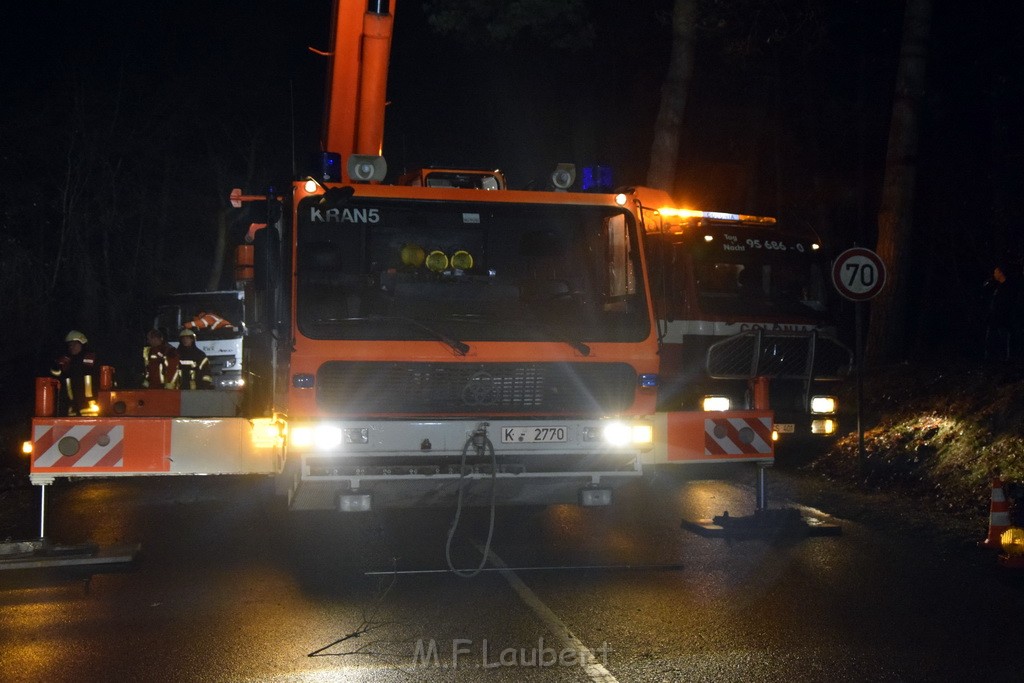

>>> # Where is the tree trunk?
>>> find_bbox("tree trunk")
[206,208,230,291]
[865,0,931,365]
[646,0,697,192]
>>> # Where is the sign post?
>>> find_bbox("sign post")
[831,247,887,470]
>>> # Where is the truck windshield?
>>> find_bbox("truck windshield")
[295,196,649,343]
[689,231,828,319]
[153,292,244,339]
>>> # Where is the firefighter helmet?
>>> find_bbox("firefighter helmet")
[179,328,196,338]
[64,330,88,344]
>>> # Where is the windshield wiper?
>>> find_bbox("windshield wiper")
[561,338,591,356]
[561,337,593,358]
[528,319,590,356]
[367,315,470,356]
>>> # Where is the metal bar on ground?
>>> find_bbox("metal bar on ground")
[0,542,141,571]
[364,563,685,576]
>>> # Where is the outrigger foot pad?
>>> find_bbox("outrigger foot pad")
[1,539,141,571]
[681,507,842,539]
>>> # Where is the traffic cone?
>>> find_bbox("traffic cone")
[980,476,1011,550]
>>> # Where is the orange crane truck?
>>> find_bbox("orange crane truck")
[25,0,775,523]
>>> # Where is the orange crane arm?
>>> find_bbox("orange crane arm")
[323,0,395,179]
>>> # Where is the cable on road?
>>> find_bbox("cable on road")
[308,557,399,657]
[444,423,498,578]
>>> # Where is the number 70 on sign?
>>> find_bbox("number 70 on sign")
[831,247,887,301]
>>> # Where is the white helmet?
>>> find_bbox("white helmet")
[64,330,88,344]
[178,328,196,338]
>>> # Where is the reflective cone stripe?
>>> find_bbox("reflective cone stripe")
[704,417,773,455]
[981,477,1011,549]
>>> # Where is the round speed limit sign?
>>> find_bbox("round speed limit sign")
[832,247,886,301]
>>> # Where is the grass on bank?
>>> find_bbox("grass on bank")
[811,361,1024,515]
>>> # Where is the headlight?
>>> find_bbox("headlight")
[630,423,654,446]
[290,426,313,448]
[702,396,731,412]
[810,396,837,414]
[290,424,343,450]
[601,421,653,448]
[602,421,631,446]
[313,425,343,449]
[811,419,836,435]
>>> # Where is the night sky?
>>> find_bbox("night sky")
[2,0,1023,375]
[4,2,1020,219]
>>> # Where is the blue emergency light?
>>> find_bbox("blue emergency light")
[314,153,341,183]
[581,165,614,192]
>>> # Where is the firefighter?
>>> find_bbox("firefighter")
[142,328,180,389]
[183,310,236,332]
[50,330,99,415]
[177,328,213,390]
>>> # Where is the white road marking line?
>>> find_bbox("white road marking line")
[482,546,619,683]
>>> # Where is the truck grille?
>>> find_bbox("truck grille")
[706,331,853,380]
[316,361,637,415]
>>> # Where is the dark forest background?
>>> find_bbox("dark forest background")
[1,0,1022,409]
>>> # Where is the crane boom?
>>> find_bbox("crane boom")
[322,0,395,179]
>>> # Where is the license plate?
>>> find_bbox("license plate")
[501,426,568,443]
[774,423,795,434]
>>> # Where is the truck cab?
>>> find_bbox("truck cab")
[639,200,852,441]
[152,291,246,390]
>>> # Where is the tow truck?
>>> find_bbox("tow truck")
[636,192,852,443]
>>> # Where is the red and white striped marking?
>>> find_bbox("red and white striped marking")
[704,417,773,456]
[33,423,125,469]
[30,417,279,480]
[649,411,775,464]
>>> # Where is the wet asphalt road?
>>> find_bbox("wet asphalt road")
[1,464,1022,682]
